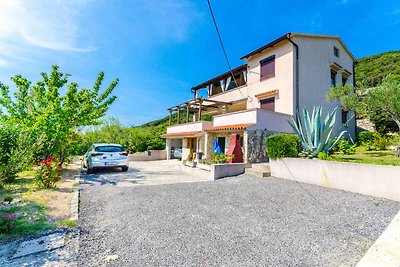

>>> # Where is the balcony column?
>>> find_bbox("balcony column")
[168,109,172,126]
[198,100,202,121]
[177,106,180,125]
[186,104,190,123]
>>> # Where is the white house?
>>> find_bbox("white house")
[162,33,356,163]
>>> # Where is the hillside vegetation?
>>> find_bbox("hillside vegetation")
[355,50,400,87]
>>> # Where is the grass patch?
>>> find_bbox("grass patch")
[57,219,77,228]
[0,172,55,241]
[330,147,400,166]
[0,202,55,240]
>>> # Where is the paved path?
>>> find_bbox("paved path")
[80,160,210,187]
[78,161,400,266]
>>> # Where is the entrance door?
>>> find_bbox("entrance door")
[217,137,225,153]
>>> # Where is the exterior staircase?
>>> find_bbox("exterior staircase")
[245,163,271,178]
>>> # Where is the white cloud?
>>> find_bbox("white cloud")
[0,0,95,66]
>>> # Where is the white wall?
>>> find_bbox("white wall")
[246,41,295,115]
[292,35,356,139]
[213,109,257,126]
[167,121,212,134]
[270,158,400,202]
[129,150,167,161]
[250,109,294,133]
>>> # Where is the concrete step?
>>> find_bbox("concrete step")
[245,168,271,178]
[250,163,271,172]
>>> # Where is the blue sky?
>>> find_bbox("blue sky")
[0,0,399,125]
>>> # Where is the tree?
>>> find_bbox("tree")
[328,75,400,155]
[0,65,119,162]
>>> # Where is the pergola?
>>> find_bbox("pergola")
[167,97,232,126]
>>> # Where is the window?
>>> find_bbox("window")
[334,47,339,57]
[330,70,337,87]
[260,97,275,112]
[260,55,275,79]
[342,76,348,86]
[217,137,226,152]
[341,109,348,125]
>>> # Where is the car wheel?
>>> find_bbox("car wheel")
[121,166,128,172]
[87,167,94,174]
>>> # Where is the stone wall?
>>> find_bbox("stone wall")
[245,129,280,163]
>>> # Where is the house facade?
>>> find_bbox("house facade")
[162,33,356,163]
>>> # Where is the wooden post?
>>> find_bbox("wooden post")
[186,104,190,123]
[198,100,202,121]
[177,106,180,125]
[169,109,172,126]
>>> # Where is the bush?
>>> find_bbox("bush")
[317,151,331,160]
[0,127,19,186]
[336,139,356,155]
[35,158,62,189]
[0,212,18,234]
[265,134,300,160]
[211,153,234,164]
[359,132,388,151]
[358,131,374,145]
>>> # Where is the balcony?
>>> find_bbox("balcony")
[211,108,293,133]
[163,121,213,138]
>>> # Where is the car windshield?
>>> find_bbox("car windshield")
[95,146,124,152]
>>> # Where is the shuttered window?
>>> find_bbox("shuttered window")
[260,55,275,79]
[260,97,275,111]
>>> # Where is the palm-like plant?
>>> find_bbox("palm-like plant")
[289,106,347,157]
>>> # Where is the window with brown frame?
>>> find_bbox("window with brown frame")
[260,97,275,111]
[260,55,275,80]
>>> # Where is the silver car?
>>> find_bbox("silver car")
[83,143,129,174]
[173,148,182,159]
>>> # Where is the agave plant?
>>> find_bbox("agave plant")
[289,106,347,157]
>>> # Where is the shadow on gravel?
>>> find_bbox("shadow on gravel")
[80,168,142,186]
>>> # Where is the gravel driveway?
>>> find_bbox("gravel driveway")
[78,161,400,266]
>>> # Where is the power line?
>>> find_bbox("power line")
[206,0,238,87]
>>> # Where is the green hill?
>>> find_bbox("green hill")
[355,50,400,87]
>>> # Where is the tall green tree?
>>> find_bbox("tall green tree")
[328,75,400,155]
[0,65,119,162]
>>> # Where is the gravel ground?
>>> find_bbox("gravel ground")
[78,166,400,267]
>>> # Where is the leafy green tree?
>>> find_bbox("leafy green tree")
[328,76,400,131]
[328,75,400,155]
[0,65,119,162]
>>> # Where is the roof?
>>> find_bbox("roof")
[206,123,254,132]
[240,33,290,60]
[240,32,356,61]
[192,64,247,90]
[161,131,202,138]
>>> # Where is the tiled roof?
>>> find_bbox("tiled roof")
[161,131,201,138]
[206,123,254,131]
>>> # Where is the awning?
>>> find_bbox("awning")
[161,131,202,138]
[206,123,254,132]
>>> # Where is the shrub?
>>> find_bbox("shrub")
[35,158,62,189]
[357,131,374,145]
[317,151,331,160]
[0,213,18,233]
[336,139,356,155]
[211,153,234,164]
[265,134,300,160]
[360,132,389,151]
[0,127,19,186]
